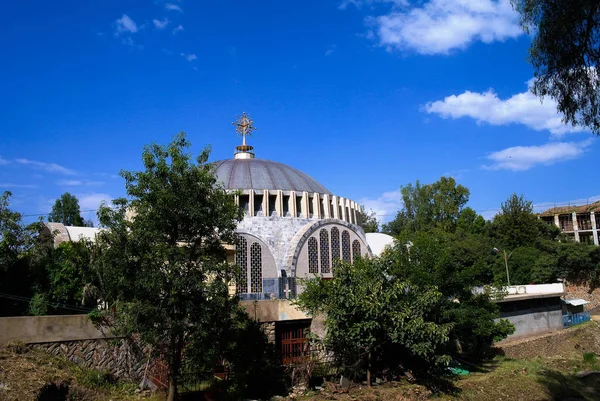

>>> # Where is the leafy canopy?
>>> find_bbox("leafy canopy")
[91,133,242,401]
[512,0,600,134]
[297,256,452,382]
[49,192,91,227]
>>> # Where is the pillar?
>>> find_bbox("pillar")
[573,212,580,242]
[249,190,255,217]
[592,212,599,246]
[341,197,347,222]
[332,196,339,219]
[323,194,331,218]
[290,191,297,217]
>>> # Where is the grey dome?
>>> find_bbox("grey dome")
[212,158,332,194]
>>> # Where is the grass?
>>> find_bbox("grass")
[0,343,163,401]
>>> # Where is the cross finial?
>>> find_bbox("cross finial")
[232,112,256,146]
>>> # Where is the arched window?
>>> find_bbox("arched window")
[320,229,330,273]
[352,240,361,260]
[236,236,247,294]
[331,227,340,264]
[342,230,351,262]
[308,237,318,274]
[250,243,262,293]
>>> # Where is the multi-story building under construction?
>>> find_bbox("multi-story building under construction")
[540,201,600,246]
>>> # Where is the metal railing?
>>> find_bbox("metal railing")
[563,312,591,327]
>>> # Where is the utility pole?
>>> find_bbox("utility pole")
[494,247,512,286]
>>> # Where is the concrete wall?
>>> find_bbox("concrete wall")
[239,299,310,322]
[0,314,111,345]
[565,281,600,311]
[500,305,563,339]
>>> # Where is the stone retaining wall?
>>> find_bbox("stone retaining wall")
[564,281,600,311]
[31,338,148,382]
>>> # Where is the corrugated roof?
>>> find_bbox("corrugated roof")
[212,158,332,194]
[539,200,600,216]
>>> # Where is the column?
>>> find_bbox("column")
[249,190,255,217]
[592,212,599,246]
[263,189,269,217]
[573,212,580,242]
[312,193,321,219]
[332,196,339,219]
[323,194,331,218]
[290,191,297,217]
[301,191,309,218]
[341,197,347,222]
[554,214,560,229]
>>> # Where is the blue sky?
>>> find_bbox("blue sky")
[1,0,598,225]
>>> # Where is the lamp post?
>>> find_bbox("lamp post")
[493,247,512,286]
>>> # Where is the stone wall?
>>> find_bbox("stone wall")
[262,322,275,343]
[31,338,148,382]
[564,281,600,311]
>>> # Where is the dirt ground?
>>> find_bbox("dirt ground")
[296,322,600,401]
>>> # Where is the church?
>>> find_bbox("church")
[43,113,394,362]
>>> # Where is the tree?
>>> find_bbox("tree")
[511,0,600,135]
[297,256,452,384]
[357,204,379,233]
[383,177,470,235]
[49,193,88,227]
[91,133,243,401]
[0,191,44,316]
[385,230,514,356]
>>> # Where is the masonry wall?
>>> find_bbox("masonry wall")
[500,304,563,339]
[564,281,600,311]
[0,315,147,382]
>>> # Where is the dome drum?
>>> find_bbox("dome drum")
[233,189,359,224]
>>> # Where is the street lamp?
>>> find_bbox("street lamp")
[493,247,512,286]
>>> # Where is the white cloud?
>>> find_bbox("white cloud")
[57,180,104,187]
[358,190,403,223]
[363,0,522,54]
[172,24,184,34]
[152,18,169,29]
[114,14,138,35]
[77,193,113,211]
[484,139,594,171]
[165,3,182,12]
[15,158,76,175]
[0,183,38,189]
[180,52,197,62]
[425,80,586,136]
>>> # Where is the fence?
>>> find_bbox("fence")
[563,312,591,327]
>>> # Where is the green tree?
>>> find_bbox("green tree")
[383,177,470,235]
[358,204,379,233]
[511,0,600,135]
[49,192,88,227]
[0,191,44,316]
[385,230,513,356]
[297,256,452,384]
[91,133,243,401]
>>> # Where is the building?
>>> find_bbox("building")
[42,114,394,362]
[539,201,600,245]
[494,283,565,340]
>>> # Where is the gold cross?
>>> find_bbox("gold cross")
[232,112,256,143]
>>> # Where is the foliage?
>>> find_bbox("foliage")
[383,177,470,235]
[384,230,514,356]
[511,0,600,135]
[49,192,90,227]
[357,204,379,233]
[297,256,453,383]
[0,191,45,316]
[90,132,242,401]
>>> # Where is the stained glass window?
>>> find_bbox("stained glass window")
[342,230,351,262]
[308,237,318,274]
[236,236,247,294]
[250,242,262,293]
[320,229,330,274]
[352,240,361,260]
[331,227,340,264]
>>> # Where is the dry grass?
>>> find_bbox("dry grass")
[0,343,163,401]
[297,322,600,401]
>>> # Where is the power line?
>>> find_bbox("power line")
[0,292,93,313]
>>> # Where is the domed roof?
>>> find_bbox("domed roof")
[212,158,332,194]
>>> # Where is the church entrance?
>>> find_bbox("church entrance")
[276,319,311,365]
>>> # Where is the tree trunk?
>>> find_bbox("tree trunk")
[367,351,372,388]
[167,333,184,401]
